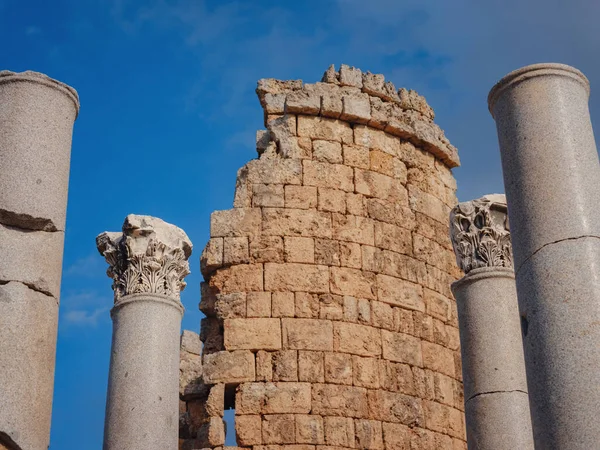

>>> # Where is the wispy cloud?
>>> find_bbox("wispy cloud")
[65,253,105,278]
[25,25,41,36]
[63,307,109,326]
[60,290,110,328]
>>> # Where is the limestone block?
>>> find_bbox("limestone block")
[246,158,303,185]
[250,236,284,263]
[257,78,303,96]
[381,330,423,366]
[422,341,455,378]
[200,317,224,353]
[397,140,435,169]
[407,167,454,206]
[311,384,368,418]
[368,148,394,177]
[381,422,413,450]
[215,292,246,319]
[314,239,340,266]
[408,185,450,225]
[197,417,225,447]
[361,72,385,96]
[361,245,382,273]
[398,88,435,120]
[265,263,329,293]
[0,281,58,450]
[272,292,295,318]
[352,355,380,389]
[434,159,457,189]
[202,350,255,383]
[262,93,286,114]
[341,94,371,124]
[333,322,381,357]
[181,330,201,355]
[318,188,346,213]
[253,184,285,208]
[376,274,424,311]
[340,64,363,88]
[345,193,367,217]
[263,414,296,444]
[282,318,333,351]
[379,360,415,395]
[237,382,312,415]
[296,414,325,444]
[262,208,331,238]
[247,292,272,318]
[319,294,343,320]
[432,318,449,347]
[223,237,250,265]
[273,350,298,381]
[374,221,412,256]
[354,419,383,449]
[371,301,394,330]
[366,198,415,229]
[424,265,455,298]
[284,237,315,264]
[297,116,353,144]
[211,208,261,238]
[432,372,455,407]
[368,96,392,130]
[357,298,371,324]
[285,90,321,115]
[368,390,423,427]
[423,400,465,439]
[342,143,369,169]
[236,415,262,446]
[210,264,263,293]
[394,307,415,336]
[298,351,325,382]
[224,318,282,351]
[413,311,434,341]
[285,185,318,209]
[339,242,361,269]
[414,212,453,250]
[295,292,319,318]
[0,224,64,297]
[321,92,343,119]
[330,267,376,300]
[412,367,435,401]
[313,140,342,164]
[257,350,273,381]
[201,238,224,276]
[423,288,451,322]
[413,233,455,272]
[355,169,407,202]
[332,213,375,245]
[303,160,354,192]
[324,352,352,385]
[324,416,354,447]
[354,126,400,156]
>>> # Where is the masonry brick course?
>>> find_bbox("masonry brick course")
[180,65,464,449]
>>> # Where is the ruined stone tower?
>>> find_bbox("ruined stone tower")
[179,65,466,449]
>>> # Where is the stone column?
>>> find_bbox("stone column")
[97,215,192,450]
[488,63,600,448]
[450,195,534,450]
[0,71,79,449]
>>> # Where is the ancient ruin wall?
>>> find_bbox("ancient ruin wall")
[180,65,466,450]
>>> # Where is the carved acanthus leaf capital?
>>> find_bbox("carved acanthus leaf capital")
[96,215,193,303]
[450,194,512,274]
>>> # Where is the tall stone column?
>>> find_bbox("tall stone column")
[97,215,192,450]
[0,71,79,449]
[450,195,533,450]
[489,63,600,448]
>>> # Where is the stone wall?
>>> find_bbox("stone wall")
[180,65,466,450]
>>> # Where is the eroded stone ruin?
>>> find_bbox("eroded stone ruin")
[179,64,466,449]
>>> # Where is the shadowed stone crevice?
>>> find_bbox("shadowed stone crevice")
[0,279,56,299]
[514,234,600,275]
[0,431,23,450]
[0,209,60,232]
[465,389,528,403]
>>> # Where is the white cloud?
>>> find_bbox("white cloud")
[65,253,105,277]
[63,307,108,326]
[25,26,41,36]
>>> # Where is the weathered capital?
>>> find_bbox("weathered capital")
[450,194,512,274]
[96,214,192,303]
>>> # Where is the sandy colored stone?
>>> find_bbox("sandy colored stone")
[295,292,320,318]
[272,292,296,318]
[330,267,376,300]
[247,292,272,318]
[313,140,343,164]
[368,390,423,427]
[262,208,331,238]
[224,318,282,351]
[223,237,249,265]
[265,263,330,293]
[342,143,370,169]
[324,416,355,447]
[211,208,261,237]
[202,350,255,384]
[318,188,346,213]
[346,192,367,217]
[374,221,412,255]
[297,116,353,144]
[324,352,353,385]
[196,417,225,447]
[423,400,465,439]
[318,294,343,320]
[333,322,381,357]
[236,382,312,415]
[338,242,361,270]
[263,414,296,444]
[257,350,273,381]
[354,126,400,156]
[413,311,434,342]
[298,351,325,382]
[371,301,394,330]
[285,185,318,209]
[286,90,321,115]
[379,360,415,395]
[284,237,315,264]
[314,239,341,266]
[245,158,303,185]
[422,341,455,378]
[355,419,383,449]
[367,198,415,229]
[341,93,371,123]
[381,330,423,366]
[273,350,298,381]
[331,213,375,245]
[394,307,415,336]
[253,184,285,208]
[282,319,333,351]
[236,415,262,446]
[357,298,371,324]
[303,160,354,192]
[210,263,263,293]
[296,414,325,444]
[352,355,380,388]
[339,65,363,88]
[312,384,368,418]
[214,292,246,319]
[201,237,224,276]
[408,185,450,225]
[376,274,424,311]
[342,296,358,323]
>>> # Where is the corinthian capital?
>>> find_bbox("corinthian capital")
[96,215,193,303]
[450,194,512,274]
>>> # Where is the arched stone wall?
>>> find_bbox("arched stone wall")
[180,64,466,450]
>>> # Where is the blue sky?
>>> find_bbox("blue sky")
[1,0,599,448]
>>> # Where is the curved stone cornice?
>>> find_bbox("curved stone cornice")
[97,214,192,303]
[450,194,512,274]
